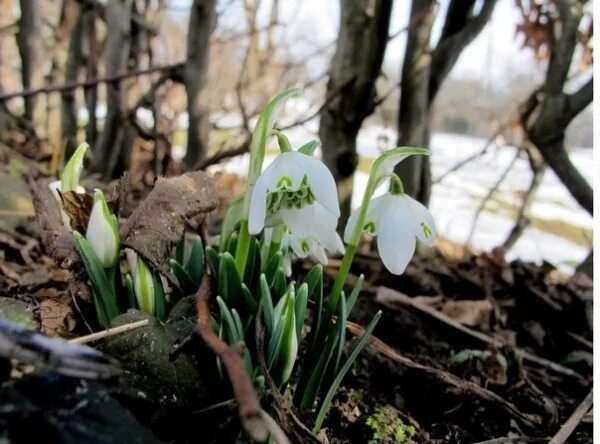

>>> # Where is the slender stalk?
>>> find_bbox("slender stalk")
[235,220,251,274]
[267,224,285,259]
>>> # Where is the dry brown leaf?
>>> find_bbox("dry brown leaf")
[440,299,493,329]
[120,171,219,280]
[33,288,77,337]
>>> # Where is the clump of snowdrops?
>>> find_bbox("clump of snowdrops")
[53,90,436,435]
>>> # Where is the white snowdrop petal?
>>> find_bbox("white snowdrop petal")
[296,153,340,217]
[403,195,437,246]
[308,242,328,265]
[376,207,416,275]
[269,152,306,189]
[248,173,269,234]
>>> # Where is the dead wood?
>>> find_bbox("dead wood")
[547,390,593,444]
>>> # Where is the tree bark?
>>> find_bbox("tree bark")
[16,0,42,126]
[520,0,593,215]
[319,0,393,226]
[182,0,217,170]
[394,0,436,203]
[82,8,99,145]
[91,0,133,178]
[395,0,497,205]
[62,5,84,157]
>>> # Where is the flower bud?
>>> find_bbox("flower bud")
[133,256,155,315]
[61,142,88,192]
[270,291,298,385]
[85,189,120,268]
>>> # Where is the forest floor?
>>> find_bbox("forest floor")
[0,145,593,443]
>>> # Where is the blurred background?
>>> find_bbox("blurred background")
[0,0,593,273]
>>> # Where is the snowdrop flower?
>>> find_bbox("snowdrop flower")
[344,191,436,275]
[86,189,120,268]
[279,230,344,274]
[248,151,342,253]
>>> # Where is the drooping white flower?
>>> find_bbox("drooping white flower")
[248,151,342,252]
[344,193,436,275]
[85,189,120,268]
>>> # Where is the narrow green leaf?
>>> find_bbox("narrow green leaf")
[125,274,137,309]
[241,283,258,313]
[231,308,245,343]
[217,296,238,343]
[220,193,244,250]
[243,237,261,291]
[298,316,340,408]
[313,312,382,432]
[185,236,204,286]
[268,292,297,385]
[263,250,283,283]
[347,274,363,313]
[73,231,119,326]
[333,292,348,375]
[225,232,238,256]
[218,252,243,306]
[170,259,195,295]
[260,274,275,334]
[154,273,167,321]
[271,267,287,301]
[294,283,308,338]
[298,140,320,156]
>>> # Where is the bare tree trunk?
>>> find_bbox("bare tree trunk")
[394,0,435,203]
[182,0,217,170]
[395,0,497,205]
[319,0,393,226]
[62,6,84,157]
[83,8,99,145]
[16,0,42,126]
[520,0,593,215]
[91,0,133,178]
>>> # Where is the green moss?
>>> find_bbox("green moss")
[365,405,416,444]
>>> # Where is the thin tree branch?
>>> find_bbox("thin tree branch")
[565,76,593,122]
[0,63,183,102]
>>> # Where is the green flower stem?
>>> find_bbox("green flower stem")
[389,174,404,195]
[325,147,428,319]
[235,220,251,274]
[235,90,300,275]
[267,224,286,259]
[272,129,292,153]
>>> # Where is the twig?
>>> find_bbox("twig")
[0,63,183,102]
[433,123,511,185]
[566,331,593,350]
[547,390,593,444]
[473,437,549,444]
[466,148,521,246]
[193,224,270,442]
[196,138,251,170]
[68,319,149,344]
[345,320,544,429]
[255,307,319,443]
[376,287,585,381]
